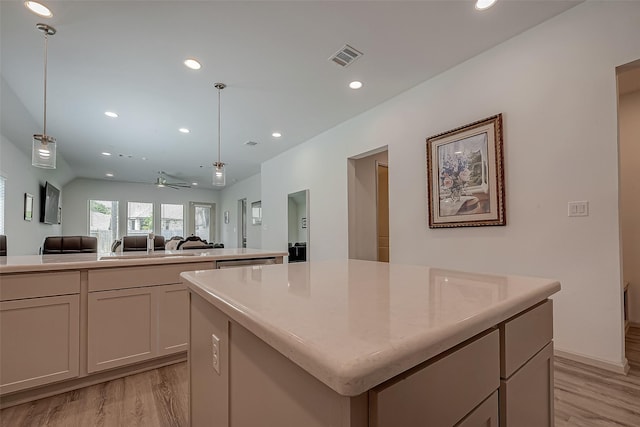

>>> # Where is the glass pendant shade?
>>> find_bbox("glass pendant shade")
[32,134,56,169]
[212,162,226,186]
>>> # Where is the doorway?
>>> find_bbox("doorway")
[617,59,640,362]
[287,190,309,263]
[238,198,247,248]
[188,202,216,243]
[347,147,389,262]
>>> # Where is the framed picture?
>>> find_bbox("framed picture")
[224,210,230,224]
[426,114,505,228]
[24,193,34,221]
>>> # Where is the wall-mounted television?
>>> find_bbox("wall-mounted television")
[41,181,61,224]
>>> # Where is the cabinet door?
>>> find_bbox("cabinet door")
[0,295,80,394]
[499,342,554,427]
[158,283,189,356]
[87,287,157,373]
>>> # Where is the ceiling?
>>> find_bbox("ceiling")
[1,0,581,190]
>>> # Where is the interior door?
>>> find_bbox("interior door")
[377,163,389,262]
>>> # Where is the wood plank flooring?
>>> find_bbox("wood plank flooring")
[2,327,640,426]
[554,326,640,426]
[0,362,188,427]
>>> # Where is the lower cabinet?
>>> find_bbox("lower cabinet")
[0,295,80,394]
[158,284,189,356]
[457,391,499,427]
[499,343,554,427]
[87,287,157,373]
[87,283,188,373]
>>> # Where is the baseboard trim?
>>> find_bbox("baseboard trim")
[554,348,630,375]
[0,352,186,409]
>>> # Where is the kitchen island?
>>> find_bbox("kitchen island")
[0,248,285,408]
[183,259,560,427]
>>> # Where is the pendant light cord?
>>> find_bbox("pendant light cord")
[217,85,221,164]
[43,31,49,137]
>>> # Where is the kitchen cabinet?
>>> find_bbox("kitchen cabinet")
[87,286,156,373]
[0,272,80,395]
[158,283,189,356]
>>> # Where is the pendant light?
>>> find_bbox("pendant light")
[32,23,57,169]
[212,83,226,186]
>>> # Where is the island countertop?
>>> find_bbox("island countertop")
[181,259,561,396]
[0,248,286,274]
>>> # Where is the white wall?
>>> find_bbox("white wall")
[1,77,75,255]
[63,178,221,243]
[620,89,640,324]
[219,173,262,249]
[262,2,640,367]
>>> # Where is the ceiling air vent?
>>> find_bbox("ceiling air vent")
[329,44,363,68]
[244,141,258,146]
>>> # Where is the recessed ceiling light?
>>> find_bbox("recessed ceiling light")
[475,0,497,11]
[272,132,282,138]
[192,182,198,186]
[179,128,190,134]
[349,81,363,89]
[24,1,53,17]
[105,173,114,177]
[104,111,118,118]
[141,157,147,161]
[184,59,201,70]
[101,152,112,156]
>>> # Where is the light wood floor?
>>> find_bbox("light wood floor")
[0,362,188,427]
[2,327,640,426]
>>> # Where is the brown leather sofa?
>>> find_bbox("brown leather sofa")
[121,235,166,251]
[0,235,6,256]
[42,236,98,254]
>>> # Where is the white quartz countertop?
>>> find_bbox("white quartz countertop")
[182,259,561,396]
[0,248,285,273]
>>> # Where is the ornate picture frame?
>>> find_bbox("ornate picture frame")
[426,114,505,228]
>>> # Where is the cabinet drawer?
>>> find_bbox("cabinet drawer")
[499,342,554,427]
[88,262,214,292]
[456,391,498,427]
[500,299,553,378]
[0,271,80,301]
[370,329,499,427]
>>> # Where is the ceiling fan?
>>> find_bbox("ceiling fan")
[154,171,191,190]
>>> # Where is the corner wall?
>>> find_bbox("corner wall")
[261,2,640,367]
[219,173,262,249]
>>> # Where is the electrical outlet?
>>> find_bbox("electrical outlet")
[211,334,220,374]
[568,201,589,217]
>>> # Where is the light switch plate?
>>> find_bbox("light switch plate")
[568,201,589,217]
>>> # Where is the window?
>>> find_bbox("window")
[161,203,184,239]
[89,200,119,253]
[0,176,5,235]
[127,202,153,235]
